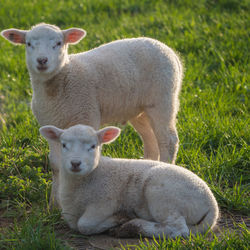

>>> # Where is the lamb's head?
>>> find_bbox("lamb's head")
[40,124,120,176]
[1,23,86,79]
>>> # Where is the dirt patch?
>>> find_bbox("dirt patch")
[55,210,249,250]
[214,210,249,236]
[56,225,141,250]
[0,217,13,233]
[0,209,14,233]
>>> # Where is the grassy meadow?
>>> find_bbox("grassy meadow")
[0,0,249,249]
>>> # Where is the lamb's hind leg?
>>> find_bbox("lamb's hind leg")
[146,105,179,164]
[112,216,189,239]
[129,112,159,160]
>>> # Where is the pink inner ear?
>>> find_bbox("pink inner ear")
[66,31,84,43]
[4,30,25,43]
[102,129,119,143]
[46,129,59,140]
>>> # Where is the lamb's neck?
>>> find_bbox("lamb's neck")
[59,167,97,193]
[60,171,84,189]
[30,75,47,96]
[29,57,70,94]
[30,68,57,86]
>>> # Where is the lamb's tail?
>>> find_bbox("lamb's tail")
[188,204,219,235]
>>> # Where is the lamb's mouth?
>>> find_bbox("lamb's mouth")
[37,66,48,71]
[70,167,81,173]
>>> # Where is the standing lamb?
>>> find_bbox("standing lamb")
[1,23,183,206]
[40,124,219,238]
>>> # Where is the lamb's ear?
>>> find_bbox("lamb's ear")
[97,126,121,144]
[39,125,64,141]
[1,29,27,45]
[63,28,86,44]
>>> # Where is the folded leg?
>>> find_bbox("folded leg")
[111,216,189,239]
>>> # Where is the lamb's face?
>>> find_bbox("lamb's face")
[39,124,120,176]
[25,26,67,76]
[59,125,101,176]
[1,23,86,80]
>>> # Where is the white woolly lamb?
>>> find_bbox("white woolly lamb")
[40,124,219,239]
[1,23,183,207]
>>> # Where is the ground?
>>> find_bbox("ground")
[54,211,249,249]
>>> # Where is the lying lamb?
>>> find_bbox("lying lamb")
[40,124,219,238]
[1,23,182,206]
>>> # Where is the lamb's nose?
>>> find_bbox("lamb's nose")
[71,160,81,169]
[37,57,48,65]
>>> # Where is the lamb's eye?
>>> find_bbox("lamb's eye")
[62,143,66,148]
[89,144,96,151]
[53,42,62,49]
[27,42,31,47]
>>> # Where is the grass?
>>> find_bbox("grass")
[123,225,250,249]
[0,0,249,249]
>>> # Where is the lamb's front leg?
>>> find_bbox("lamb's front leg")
[77,209,123,235]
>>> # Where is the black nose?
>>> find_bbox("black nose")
[37,57,48,65]
[71,160,81,169]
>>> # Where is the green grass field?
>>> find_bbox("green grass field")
[0,0,249,249]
